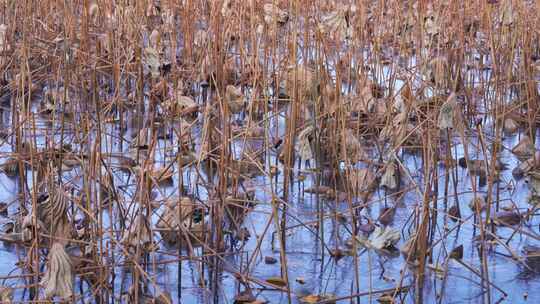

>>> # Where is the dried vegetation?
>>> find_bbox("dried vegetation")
[0,0,539,303]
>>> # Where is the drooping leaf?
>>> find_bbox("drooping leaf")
[348,168,376,198]
[144,47,161,79]
[429,56,450,89]
[284,65,318,102]
[226,85,244,113]
[400,234,418,260]
[318,4,356,40]
[357,226,401,250]
[500,0,516,26]
[438,93,457,130]
[512,135,535,160]
[121,214,153,249]
[0,24,7,51]
[41,242,73,300]
[503,117,519,134]
[380,161,400,191]
[295,124,314,161]
[221,0,233,17]
[344,129,367,163]
[263,3,289,25]
[513,156,535,178]
[424,12,440,36]
[156,197,207,247]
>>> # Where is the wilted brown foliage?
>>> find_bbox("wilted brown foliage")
[0,0,538,303]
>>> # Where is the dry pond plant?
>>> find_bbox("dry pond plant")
[0,0,538,303]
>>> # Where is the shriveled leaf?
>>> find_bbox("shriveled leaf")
[449,244,463,260]
[0,158,20,178]
[512,135,535,160]
[131,127,152,148]
[22,215,47,242]
[529,176,540,200]
[265,277,287,287]
[226,85,244,113]
[300,294,336,304]
[144,47,161,78]
[122,214,152,249]
[221,0,233,17]
[0,286,12,303]
[380,161,400,191]
[513,156,535,178]
[194,29,208,48]
[378,207,396,226]
[349,168,376,198]
[494,211,521,226]
[153,291,172,304]
[500,0,516,26]
[427,263,446,278]
[424,13,440,36]
[149,29,160,49]
[468,196,486,213]
[264,256,277,264]
[400,235,418,260]
[377,294,395,303]
[150,165,175,185]
[304,185,331,194]
[318,4,355,40]
[357,226,400,250]
[438,93,457,130]
[164,95,198,118]
[448,205,461,221]
[156,197,207,247]
[352,80,384,114]
[429,56,450,89]
[41,242,73,299]
[503,117,519,134]
[38,186,71,239]
[0,24,7,51]
[295,124,314,161]
[523,245,540,271]
[234,290,256,303]
[344,129,367,162]
[284,65,318,102]
[263,3,289,25]
[330,248,353,260]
